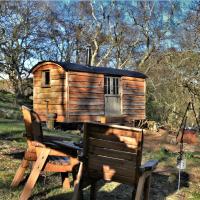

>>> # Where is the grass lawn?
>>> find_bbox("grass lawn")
[0,119,200,199]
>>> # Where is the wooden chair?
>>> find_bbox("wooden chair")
[11,106,80,200]
[72,122,158,200]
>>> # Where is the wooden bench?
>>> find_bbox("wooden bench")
[11,106,81,200]
[72,122,158,200]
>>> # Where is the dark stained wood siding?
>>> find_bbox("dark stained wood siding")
[122,77,146,120]
[68,71,104,122]
[33,64,67,122]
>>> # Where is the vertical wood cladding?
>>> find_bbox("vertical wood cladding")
[122,77,146,120]
[68,71,104,122]
[33,64,67,122]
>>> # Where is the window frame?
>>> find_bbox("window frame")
[104,76,120,96]
[41,70,51,88]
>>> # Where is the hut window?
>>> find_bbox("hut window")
[42,70,50,87]
[104,76,120,95]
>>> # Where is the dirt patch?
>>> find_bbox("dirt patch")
[143,129,200,199]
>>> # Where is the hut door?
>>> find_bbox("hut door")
[104,76,121,116]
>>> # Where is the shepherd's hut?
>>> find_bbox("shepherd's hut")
[31,59,147,124]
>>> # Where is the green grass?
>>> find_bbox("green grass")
[0,119,78,200]
[0,90,32,120]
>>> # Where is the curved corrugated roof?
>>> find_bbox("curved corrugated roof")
[30,61,147,79]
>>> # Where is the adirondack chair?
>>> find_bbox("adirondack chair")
[72,122,158,200]
[11,106,80,200]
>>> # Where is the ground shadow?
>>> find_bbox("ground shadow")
[67,171,189,200]
[5,150,25,159]
[0,130,24,141]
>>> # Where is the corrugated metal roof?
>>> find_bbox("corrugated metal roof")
[30,61,147,79]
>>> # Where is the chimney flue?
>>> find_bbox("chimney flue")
[86,45,92,66]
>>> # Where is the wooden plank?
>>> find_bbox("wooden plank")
[33,82,65,87]
[123,106,145,109]
[89,131,138,146]
[123,109,145,112]
[69,93,104,98]
[34,104,67,110]
[11,159,29,187]
[36,114,66,122]
[123,91,144,95]
[123,110,145,114]
[33,73,66,81]
[123,98,146,106]
[69,115,99,122]
[34,92,64,99]
[123,102,145,106]
[34,109,66,115]
[88,169,135,185]
[69,71,103,78]
[122,80,144,86]
[89,146,137,160]
[33,110,66,117]
[123,94,145,98]
[34,86,67,93]
[123,88,144,93]
[34,99,66,104]
[123,113,145,118]
[89,138,137,153]
[123,112,145,116]
[50,79,66,86]
[33,64,61,73]
[33,69,65,78]
[69,112,104,116]
[88,163,135,179]
[69,99,104,104]
[69,76,103,83]
[69,84,101,89]
[68,104,104,109]
[123,83,144,89]
[69,101,104,106]
[69,97,104,101]
[69,109,104,113]
[19,148,50,200]
[51,74,66,80]
[88,154,136,170]
[69,82,103,87]
[122,76,145,82]
[87,124,142,139]
[69,87,103,93]
[34,79,66,86]
[88,159,136,177]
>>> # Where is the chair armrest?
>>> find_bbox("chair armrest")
[139,160,158,173]
[31,141,46,148]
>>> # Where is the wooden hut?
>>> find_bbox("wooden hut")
[31,61,147,124]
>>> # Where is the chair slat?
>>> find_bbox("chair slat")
[89,131,138,146]
[89,138,138,153]
[89,146,136,161]
[88,154,136,170]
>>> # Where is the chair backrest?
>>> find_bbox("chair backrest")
[21,106,43,142]
[83,122,143,186]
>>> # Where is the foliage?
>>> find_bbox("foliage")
[1,1,200,128]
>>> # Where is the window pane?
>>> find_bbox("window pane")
[116,78,119,94]
[113,78,116,95]
[108,77,110,94]
[104,77,107,94]
[45,71,50,85]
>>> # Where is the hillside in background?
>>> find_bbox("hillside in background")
[0,90,32,120]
